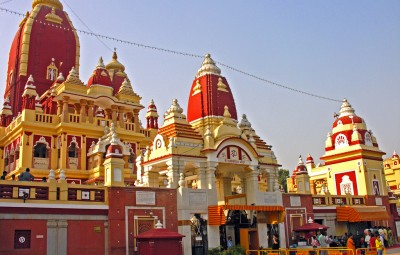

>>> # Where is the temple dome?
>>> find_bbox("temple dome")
[332,99,364,128]
[292,156,308,176]
[105,51,125,72]
[326,99,378,151]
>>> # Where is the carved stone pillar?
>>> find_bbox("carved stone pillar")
[57,100,63,115]
[246,166,259,205]
[133,110,140,132]
[118,106,125,128]
[207,162,218,190]
[111,105,118,125]
[166,160,180,189]
[196,162,207,189]
[105,109,111,119]
[87,100,94,123]
[79,99,87,123]
[61,96,69,122]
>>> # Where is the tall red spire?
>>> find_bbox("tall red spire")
[187,54,237,123]
[4,1,79,117]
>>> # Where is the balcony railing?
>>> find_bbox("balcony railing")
[0,181,107,204]
[312,194,366,206]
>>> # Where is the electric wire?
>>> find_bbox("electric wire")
[60,0,113,52]
[0,6,342,102]
[0,0,13,5]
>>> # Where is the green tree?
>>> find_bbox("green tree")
[278,168,290,192]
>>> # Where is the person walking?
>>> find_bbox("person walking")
[272,234,280,250]
[370,233,376,252]
[227,236,233,249]
[364,229,371,249]
[375,234,383,255]
[346,233,355,255]
[0,171,6,180]
[318,232,329,255]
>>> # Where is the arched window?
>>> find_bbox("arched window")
[46,58,58,81]
[364,132,373,146]
[335,134,349,149]
[68,143,78,158]
[34,143,48,158]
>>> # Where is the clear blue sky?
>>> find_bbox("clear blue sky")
[0,0,399,170]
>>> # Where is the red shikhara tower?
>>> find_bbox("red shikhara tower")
[187,54,238,132]
[4,0,80,116]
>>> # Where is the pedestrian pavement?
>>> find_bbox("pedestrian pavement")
[386,246,400,254]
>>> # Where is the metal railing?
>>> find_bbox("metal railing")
[245,248,357,255]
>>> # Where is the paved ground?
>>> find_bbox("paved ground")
[386,247,400,254]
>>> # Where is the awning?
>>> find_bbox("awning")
[222,205,284,212]
[208,205,285,226]
[336,206,390,222]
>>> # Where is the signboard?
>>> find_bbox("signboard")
[189,191,207,207]
[136,191,155,205]
[290,196,301,207]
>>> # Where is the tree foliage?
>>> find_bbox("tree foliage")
[278,168,290,192]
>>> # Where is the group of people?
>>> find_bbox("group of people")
[0,168,44,182]
[308,229,392,255]
[344,227,394,255]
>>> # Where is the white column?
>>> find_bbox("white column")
[207,225,221,249]
[196,162,207,189]
[258,223,269,248]
[47,220,58,255]
[206,162,217,190]
[279,223,286,248]
[57,220,68,255]
[166,159,180,189]
[246,166,259,205]
[179,225,192,255]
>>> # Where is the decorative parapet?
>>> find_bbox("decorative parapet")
[312,194,365,206]
[0,180,107,204]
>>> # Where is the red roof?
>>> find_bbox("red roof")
[87,68,112,87]
[135,228,185,239]
[332,115,363,128]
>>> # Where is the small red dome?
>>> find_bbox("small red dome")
[393,150,399,159]
[332,115,363,128]
[87,57,112,87]
[306,154,314,164]
[106,144,123,158]
[147,99,157,112]
[292,156,308,177]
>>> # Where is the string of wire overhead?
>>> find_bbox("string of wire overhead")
[0,6,342,102]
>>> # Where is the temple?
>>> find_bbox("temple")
[0,1,286,254]
[0,1,399,254]
[285,99,399,246]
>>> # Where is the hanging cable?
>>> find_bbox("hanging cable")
[0,0,13,5]
[60,0,113,52]
[0,6,342,102]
